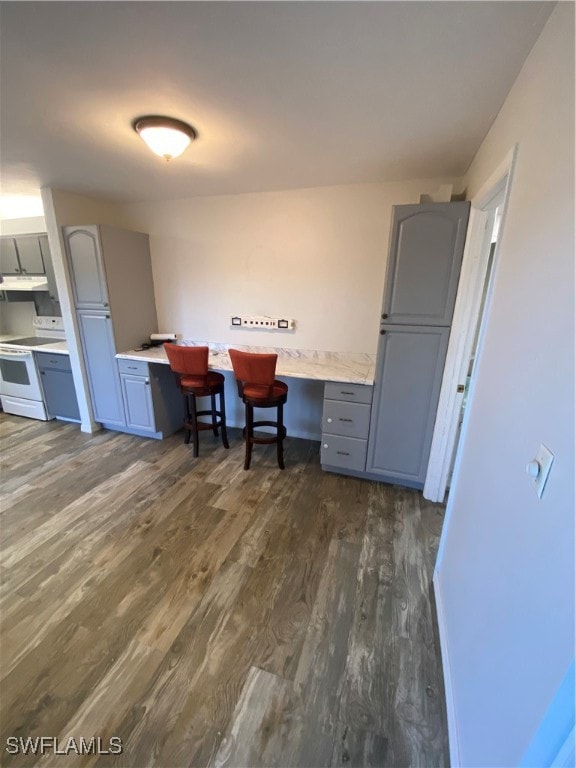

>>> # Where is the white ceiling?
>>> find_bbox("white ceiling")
[0,1,553,208]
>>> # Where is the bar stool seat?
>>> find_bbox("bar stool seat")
[229,349,288,470]
[164,344,229,458]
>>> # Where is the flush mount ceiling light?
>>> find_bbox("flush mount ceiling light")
[133,115,197,161]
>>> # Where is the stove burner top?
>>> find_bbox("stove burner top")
[2,337,59,347]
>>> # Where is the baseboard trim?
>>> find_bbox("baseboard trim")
[433,569,460,767]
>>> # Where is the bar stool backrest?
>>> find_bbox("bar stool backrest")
[164,344,209,376]
[228,349,277,395]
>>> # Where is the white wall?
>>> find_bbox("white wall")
[435,5,575,766]
[0,215,46,234]
[117,179,461,354]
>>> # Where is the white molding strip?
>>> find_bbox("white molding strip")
[433,569,461,768]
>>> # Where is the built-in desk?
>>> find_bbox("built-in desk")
[116,343,376,385]
[115,344,376,462]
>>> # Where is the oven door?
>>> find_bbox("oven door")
[0,347,43,400]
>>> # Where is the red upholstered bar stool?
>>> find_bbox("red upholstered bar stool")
[228,349,288,470]
[164,344,229,457]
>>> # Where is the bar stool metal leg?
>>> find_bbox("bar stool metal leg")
[220,389,229,449]
[189,393,199,458]
[210,392,218,436]
[244,403,254,470]
[277,402,285,470]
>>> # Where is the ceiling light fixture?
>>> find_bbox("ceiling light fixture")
[133,115,197,161]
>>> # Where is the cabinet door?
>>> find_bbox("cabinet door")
[120,373,155,432]
[64,227,110,309]
[382,202,470,326]
[39,368,80,421]
[0,238,20,274]
[366,325,450,486]
[77,310,125,426]
[15,236,45,274]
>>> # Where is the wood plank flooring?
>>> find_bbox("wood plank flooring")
[0,414,448,767]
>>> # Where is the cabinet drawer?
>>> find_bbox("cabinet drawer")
[35,351,72,372]
[118,358,149,376]
[324,381,373,404]
[322,400,371,439]
[321,435,367,472]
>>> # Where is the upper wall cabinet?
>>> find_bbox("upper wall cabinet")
[0,235,46,275]
[64,227,110,309]
[381,203,470,326]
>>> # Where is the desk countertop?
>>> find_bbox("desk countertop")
[117,343,376,386]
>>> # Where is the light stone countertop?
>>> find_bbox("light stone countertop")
[117,342,376,385]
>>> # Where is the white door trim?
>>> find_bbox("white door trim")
[423,145,518,502]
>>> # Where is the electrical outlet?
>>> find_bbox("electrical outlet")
[230,315,295,330]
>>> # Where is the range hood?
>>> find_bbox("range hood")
[0,275,49,291]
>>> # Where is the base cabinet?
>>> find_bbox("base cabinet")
[118,359,182,439]
[77,310,126,427]
[36,352,80,422]
[366,325,450,487]
[321,382,373,476]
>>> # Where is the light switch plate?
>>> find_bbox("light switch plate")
[531,443,554,498]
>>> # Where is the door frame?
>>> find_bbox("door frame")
[423,145,518,502]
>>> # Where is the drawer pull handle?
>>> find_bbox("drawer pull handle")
[128,366,138,370]
[336,450,350,456]
[339,417,353,422]
[340,391,355,395]
[323,443,328,449]
[327,418,333,423]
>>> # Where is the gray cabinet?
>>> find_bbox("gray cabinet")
[321,382,373,475]
[0,234,46,275]
[64,227,109,309]
[121,373,155,432]
[118,358,182,439]
[366,325,450,485]
[381,203,469,326]
[64,224,160,435]
[36,352,80,422]
[77,310,126,427]
[365,202,470,488]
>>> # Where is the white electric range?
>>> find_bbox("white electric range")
[0,317,66,420]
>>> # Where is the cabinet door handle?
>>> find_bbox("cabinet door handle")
[104,302,109,307]
[339,417,353,422]
[105,315,110,320]
[381,313,388,319]
[145,380,150,385]
[380,330,386,335]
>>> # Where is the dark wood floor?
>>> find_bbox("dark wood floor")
[0,413,448,768]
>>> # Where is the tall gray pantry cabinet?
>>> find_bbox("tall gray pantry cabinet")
[64,225,180,438]
[367,202,470,487]
[321,202,470,489]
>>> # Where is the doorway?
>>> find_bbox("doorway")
[445,206,501,488]
[423,145,517,503]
